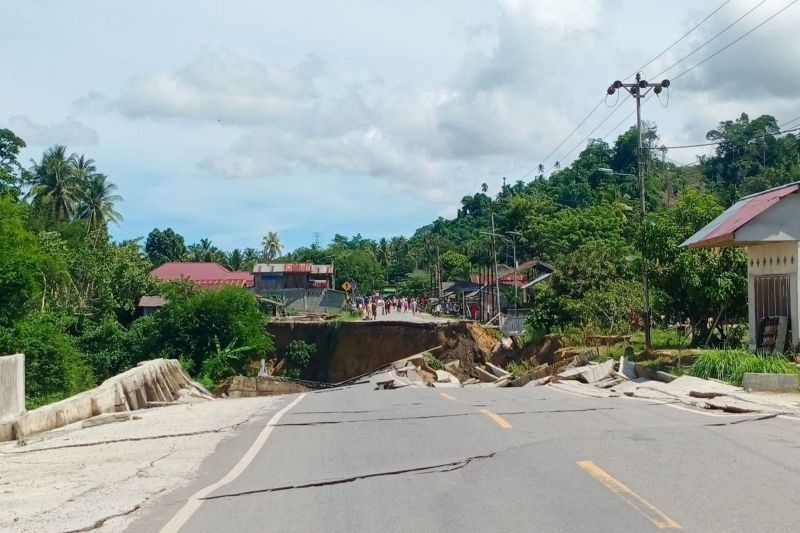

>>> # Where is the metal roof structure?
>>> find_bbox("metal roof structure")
[682,182,800,249]
[151,262,254,288]
[252,263,334,274]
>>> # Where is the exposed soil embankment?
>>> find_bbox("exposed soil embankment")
[267,321,495,383]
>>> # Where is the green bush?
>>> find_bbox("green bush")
[0,314,94,407]
[153,286,274,376]
[77,318,130,380]
[284,340,315,379]
[691,350,799,386]
[422,351,444,371]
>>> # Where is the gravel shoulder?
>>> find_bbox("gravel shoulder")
[0,396,281,533]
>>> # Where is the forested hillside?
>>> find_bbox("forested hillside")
[2,112,798,405]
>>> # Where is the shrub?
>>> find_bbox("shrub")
[691,350,799,386]
[153,286,274,376]
[284,340,315,379]
[77,318,130,380]
[422,352,444,371]
[0,314,94,407]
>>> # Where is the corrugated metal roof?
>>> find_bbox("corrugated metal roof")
[151,262,254,288]
[682,182,800,248]
[152,262,232,281]
[253,263,333,274]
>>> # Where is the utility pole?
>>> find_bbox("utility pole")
[659,145,670,207]
[491,213,501,323]
[607,73,670,353]
[508,231,521,317]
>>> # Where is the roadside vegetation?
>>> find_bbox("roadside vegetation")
[691,350,799,386]
[3,111,799,406]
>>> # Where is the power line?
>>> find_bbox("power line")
[534,98,605,170]
[627,0,731,80]
[660,125,800,150]
[548,99,627,172]
[651,0,769,80]
[671,0,800,81]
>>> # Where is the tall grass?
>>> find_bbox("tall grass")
[691,350,799,386]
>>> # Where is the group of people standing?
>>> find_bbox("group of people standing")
[354,296,423,320]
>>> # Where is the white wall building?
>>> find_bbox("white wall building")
[682,182,800,352]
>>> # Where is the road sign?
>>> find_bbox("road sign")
[341,281,352,292]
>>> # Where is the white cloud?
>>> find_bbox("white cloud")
[115,50,322,124]
[8,116,98,146]
[86,1,611,206]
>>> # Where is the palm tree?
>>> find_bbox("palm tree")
[375,238,391,268]
[199,238,214,261]
[72,154,97,184]
[243,247,259,263]
[79,173,123,231]
[262,232,283,261]
[185,243,203,262]
[601,188,634,224]
[28,145,80,221]
[481,182,488,193]
[225,249,244,271]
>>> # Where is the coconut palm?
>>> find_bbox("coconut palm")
[72,154,97,183]
[225,249,244,271]
[261,232,283,261]
[79,173,123,231]
[185,243,203,262]
[601,188,634,224]
[481,182,488,193]
[28,145,81,221]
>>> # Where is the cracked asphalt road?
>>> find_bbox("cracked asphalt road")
[129,382,800,532]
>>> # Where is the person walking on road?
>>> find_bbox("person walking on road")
[411,298,418,315]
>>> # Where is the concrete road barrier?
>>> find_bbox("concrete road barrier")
[0,359,211,442]
[742,373,799,393]
[0,354,25,423]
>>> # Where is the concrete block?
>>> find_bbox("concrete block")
[485,362,511,379]
[742,373,800,393]
[0,353,25,422]
[618,356,637,380]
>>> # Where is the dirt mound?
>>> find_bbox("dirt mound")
[517,334,564,366]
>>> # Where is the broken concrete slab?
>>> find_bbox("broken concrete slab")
[485,362,511,379]
[1,359,206,442]
[742,373,799,393]
[582,360,615,383]
[474,366,499,383]
[618,356,637,380]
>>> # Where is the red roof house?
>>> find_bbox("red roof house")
[151,262,254,289]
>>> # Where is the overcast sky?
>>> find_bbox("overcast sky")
[3,0,799,251]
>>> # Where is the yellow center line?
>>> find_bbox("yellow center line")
[439,393,457,401]
[577,461,682,529]
[479,408,512,429]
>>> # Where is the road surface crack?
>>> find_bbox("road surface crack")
[703,413,779,426]
[275,407,615,426]
[201,452,496,500]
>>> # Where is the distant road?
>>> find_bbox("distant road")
[131,380,800,532]
[369,309,453,324]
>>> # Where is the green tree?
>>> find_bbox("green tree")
[643,190,747,345]
[79,173,123,231]
[0,314,94,407]
[0,128,26,196]
[0,198,43,326]
[28,145,82,222]
[151,286,273,375]
[440,250,471,280]
[262,231,283,260]
[145,227,186,266]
